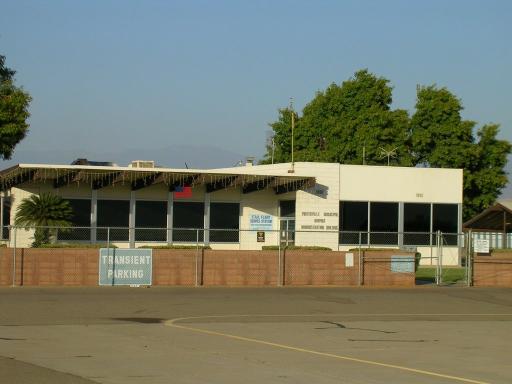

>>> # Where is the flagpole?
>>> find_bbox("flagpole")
[288,97,295,173]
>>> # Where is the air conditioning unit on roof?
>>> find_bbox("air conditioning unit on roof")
[129,160,155,168]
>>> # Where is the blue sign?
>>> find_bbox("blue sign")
[390,255,415,273]
[99,248,152,286]
[249,214,273,230]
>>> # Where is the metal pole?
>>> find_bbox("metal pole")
[12,226,16,287]
[195,229,199,287]
[278,230,282,287]
[467,230,472,287]
[358,232,362,286]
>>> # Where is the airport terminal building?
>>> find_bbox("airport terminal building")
[0,160,463,264]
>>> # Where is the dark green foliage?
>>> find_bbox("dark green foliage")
[261,245,332,250]
[411,86,511,220]
[264,70,511,221]
[0,55,31,160]
[14,193,73,246]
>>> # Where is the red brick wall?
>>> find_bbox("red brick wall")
[152,249,197,286]
[0,248,98,286]
[473,256,512,287]
[362,251,416,287]
[284,250,358,286]
[202,250,278,286]
[0,248,415,287]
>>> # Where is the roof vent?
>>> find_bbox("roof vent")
[71,158,117,167]
[129,160,155,168]
[245,157,255,167]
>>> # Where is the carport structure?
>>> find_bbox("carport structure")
[464,200,512,248]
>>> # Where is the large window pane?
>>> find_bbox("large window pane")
[433,204,458,246]
[135,201,167,242]
[210,203,239,243]
[59,199,91,241]
[370,202,398,245]
[280,200,295,218]
[97,200,129,241]
[2,197,11,240]
[339,201,368,244]
[173,202,204,242]
[404,203,431,246]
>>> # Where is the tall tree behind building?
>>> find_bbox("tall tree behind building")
[263,70,511,220]
[0,55,31,160]
[411,86,511,220]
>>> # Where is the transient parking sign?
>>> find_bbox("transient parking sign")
[99,248,152,286]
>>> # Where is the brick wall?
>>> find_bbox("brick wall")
[0,248,415,287]
[284,250,358,286]
[202,250,278,286]
[0,248,98,286]
[473,254,512,287]
[152,249,197,286]
[362,250,416,287]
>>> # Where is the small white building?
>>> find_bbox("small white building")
[0,160,463,265]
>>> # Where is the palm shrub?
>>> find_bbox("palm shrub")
[14,193,73,247]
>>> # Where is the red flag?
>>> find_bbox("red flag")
[174,185,192,199]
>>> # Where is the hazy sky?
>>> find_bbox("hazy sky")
[1,0,511,194]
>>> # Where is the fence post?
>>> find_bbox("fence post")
[435,230,442,285]
[467,230,472,287]
[11,226,16,287]
[358,232,362,286]
[278,231,282,286]
[195,229,199,287]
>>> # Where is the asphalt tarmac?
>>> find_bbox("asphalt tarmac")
[0,286,511,384]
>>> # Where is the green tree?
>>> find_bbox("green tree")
[264,71,511,220]
[0,55,31,160]
[410,86,511,220]
[263,70,412,166]
[14,193,73,247]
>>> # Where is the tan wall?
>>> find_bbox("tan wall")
[473,254,512,287]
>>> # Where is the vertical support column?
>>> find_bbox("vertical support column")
[129,191,136,248]
[429,203,434,265]
[91,190,97,243]
[167,191,173,244]
[367,201,371,246]
[457,203,463,265]
[204,192,210,245]
[398,202,404,247]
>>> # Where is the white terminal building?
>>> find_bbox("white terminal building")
[0,160,463,265]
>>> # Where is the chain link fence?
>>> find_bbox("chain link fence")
[0,226,473,287]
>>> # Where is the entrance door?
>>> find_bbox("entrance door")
[280,219,295,246]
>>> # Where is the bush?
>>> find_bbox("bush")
[37,243,117,249]
[261,245,332,251]
[138,245,211,249]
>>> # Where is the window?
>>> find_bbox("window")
[1,197,11,240]
[433,204,459,245]
[97,200,129,241]
[339,201,368,244]
[404,203,431,245]
[279,200,295,217]
[59,199,91,241]
[370,202,398,245]
[210,203,239,242]
[173,202,204,242]
[135,201,167,242]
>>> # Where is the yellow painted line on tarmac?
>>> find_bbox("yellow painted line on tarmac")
[165,314,502,384]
